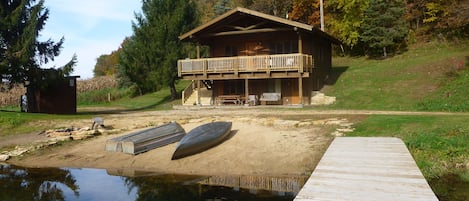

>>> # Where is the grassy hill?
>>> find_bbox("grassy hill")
[324,41,469,112]
[322,41,469,201]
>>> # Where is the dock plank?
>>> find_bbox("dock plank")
[294,137,438,201]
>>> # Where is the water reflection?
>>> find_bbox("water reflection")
[198,175,307,193]
[0,165,302,201]
[0,164,79,201]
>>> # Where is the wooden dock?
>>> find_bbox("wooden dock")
[294,137,439,201]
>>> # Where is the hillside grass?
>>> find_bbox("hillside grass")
[323,40,469,201]
[324,41,469,111]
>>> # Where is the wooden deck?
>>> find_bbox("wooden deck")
[294,137,439,201]
[178,53,313,80]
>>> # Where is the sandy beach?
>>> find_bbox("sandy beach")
[4,109,350,176]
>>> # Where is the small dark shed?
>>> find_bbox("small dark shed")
[25,76,80,114]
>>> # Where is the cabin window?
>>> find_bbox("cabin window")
[269,41,298,54]
[225,46,238,57]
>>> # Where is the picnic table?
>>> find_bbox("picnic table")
[216,95,244,105]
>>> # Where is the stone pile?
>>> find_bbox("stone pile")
[312,118,355,137]
[0,127,105,162]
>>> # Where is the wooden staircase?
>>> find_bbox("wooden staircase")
[182,81,213,106]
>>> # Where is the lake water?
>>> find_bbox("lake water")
[0,164,306,201]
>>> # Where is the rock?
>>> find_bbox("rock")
[339,123,354,127]
[54,136,72,142]
[8,147,29,157]
[0,154,9,162]
[298,122,312,127]
[79,127,91,131]
[312,119,327,125]
[311,91,336,106]
[331,131,343,137]
[337,128,355,133]
[325,120,343,125]
[71,134,90,141]
[274,120,300,128]
[47,131,71,137]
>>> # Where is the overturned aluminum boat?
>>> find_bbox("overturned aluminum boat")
[172,121,232,160]
[106,122,185,155]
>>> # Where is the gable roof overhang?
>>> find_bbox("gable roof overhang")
[180,7,341,45]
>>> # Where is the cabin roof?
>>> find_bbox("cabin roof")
[179,7,340,44]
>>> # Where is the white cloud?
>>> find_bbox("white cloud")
[40,0,142,79]
[46,0,138,21]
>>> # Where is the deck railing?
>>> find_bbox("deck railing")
[178,53,313,76]
[181,80,196,104]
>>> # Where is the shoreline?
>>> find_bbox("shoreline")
[6,116,341,176]
[1,109,360,177]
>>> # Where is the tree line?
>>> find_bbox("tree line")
[2,0,466,104]
[97,0,466,99]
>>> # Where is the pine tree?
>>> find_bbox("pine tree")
[0,0,75,87]
[360,0,408,58]
[118,0,198,99]
[214,0,233,16]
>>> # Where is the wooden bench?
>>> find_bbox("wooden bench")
[216,95,243,105]
[259,93,281,105]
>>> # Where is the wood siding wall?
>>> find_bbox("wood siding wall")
[210,32,300,57]
[27,77,78,114]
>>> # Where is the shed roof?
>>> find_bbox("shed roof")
[180,7,340,44]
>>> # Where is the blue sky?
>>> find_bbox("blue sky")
[41,0,142,79]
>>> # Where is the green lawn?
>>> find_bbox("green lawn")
[0,111,89,136]
[324,41,469,111]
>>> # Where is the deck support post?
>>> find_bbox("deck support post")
[245,79,249,105]
[298,33,303,54]
[196,80,201,105]
[298,76,303,105]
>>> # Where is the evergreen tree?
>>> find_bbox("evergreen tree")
[214,0,233,16]
[250,0,291,17]
[118,0,198,99]
[0,0,76,88]
[360,0,408,58]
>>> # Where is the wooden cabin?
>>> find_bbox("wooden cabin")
[178,7,339,106]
